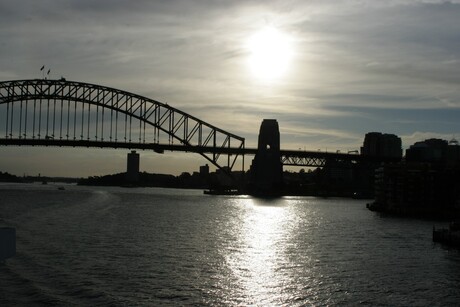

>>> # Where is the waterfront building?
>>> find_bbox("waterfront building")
[370,138,460,218]
[211,166,233,188]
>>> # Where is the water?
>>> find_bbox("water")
[1,183,459,306]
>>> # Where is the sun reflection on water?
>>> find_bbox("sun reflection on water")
[225,197,296,304]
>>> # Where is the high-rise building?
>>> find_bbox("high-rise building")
[126,150,140,182]
[361,132,402,159]
[199,164,209,176]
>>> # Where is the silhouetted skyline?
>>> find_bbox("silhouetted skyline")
[1,0,460,177]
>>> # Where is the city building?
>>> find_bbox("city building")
[126,150,140,182]
[406,138,460,165]
[372,163,460,217]
[370,138,460,218]
[361,132,402,159]
[199,164,209,176]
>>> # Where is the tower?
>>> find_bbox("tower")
[126,150,140,182]
[250,119,283,194]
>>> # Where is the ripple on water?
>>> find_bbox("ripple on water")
[1,185,459,305]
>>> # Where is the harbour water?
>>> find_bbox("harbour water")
[0,183,459,306]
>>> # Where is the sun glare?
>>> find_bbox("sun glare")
[247,27,293,81]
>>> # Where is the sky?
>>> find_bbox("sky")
[1,0,460,177]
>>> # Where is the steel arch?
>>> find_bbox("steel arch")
[0,79,245,172]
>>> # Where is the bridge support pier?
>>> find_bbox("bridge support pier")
[249,119,283,195]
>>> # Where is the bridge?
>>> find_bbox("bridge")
[0,79,374,173]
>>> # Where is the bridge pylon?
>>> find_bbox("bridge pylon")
[249,119,283,194]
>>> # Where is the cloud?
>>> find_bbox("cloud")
[2,0,460,175]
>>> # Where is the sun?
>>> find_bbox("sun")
[247,27,293,81]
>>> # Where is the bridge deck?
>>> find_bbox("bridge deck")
[0,79,396,169]
[0,138,380,168]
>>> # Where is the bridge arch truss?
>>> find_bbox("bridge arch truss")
[0,79,245,172]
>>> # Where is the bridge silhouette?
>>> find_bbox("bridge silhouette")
[0,79,378,173]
